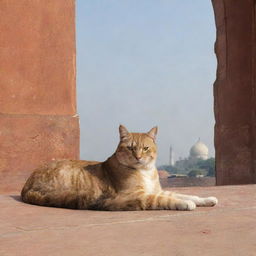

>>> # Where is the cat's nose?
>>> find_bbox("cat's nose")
[134,155,142,160]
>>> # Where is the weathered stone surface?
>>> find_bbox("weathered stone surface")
[161,177,216,188]
[0,0,78,185]
[212,0,256,184]
[0,0,76,115]
[1,185,255,256]
[0,114,79,192]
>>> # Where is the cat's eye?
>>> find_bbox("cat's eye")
[127,146,133,150]
[143,147,149,151]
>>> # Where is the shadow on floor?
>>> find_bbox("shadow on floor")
[9,195,22,202]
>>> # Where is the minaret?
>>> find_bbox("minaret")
[169,146,175,166]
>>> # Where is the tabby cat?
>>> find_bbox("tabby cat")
[21,125,218,211]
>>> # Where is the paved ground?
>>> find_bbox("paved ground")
[1,184,256,256]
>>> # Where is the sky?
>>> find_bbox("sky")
[76,0,217,165]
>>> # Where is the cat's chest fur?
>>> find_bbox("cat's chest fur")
[139,167,158,194]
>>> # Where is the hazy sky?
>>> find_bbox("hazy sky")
[76,0,217,165]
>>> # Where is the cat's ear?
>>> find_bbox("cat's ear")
[119,125,130,141]
[147,126,158,141]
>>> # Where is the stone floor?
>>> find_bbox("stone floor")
[0,184,256,256]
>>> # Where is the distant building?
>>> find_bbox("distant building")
[158,170,170,179]
[169,146,175,166]
[173,139,209,170]
[169,174,187,178]
[189,138,209,160]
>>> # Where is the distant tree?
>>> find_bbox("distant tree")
[188,169,203,177]
[197,158,215,176]
[158,157,215,176]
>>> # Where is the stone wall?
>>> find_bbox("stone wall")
[0,0,79,189]
[212,0,256,185]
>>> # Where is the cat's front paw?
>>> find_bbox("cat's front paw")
[204,197,218,207]
[176,200,196,211]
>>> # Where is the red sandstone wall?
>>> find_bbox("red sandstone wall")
[0,0,79,190]
[212,0,256,185]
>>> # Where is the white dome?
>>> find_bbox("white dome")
[189,139,209,160]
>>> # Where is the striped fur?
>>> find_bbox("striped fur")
[21,126,217,211]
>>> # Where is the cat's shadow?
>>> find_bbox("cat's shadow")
[9,195,22,202]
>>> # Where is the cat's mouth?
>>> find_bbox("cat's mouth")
[135,159,146,165]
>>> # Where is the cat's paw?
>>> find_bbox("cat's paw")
[204,197,218,207]
[176,200,196,211]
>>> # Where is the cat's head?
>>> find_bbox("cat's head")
[115,125,158,169]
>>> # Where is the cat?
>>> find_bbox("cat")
[21,125,218,211]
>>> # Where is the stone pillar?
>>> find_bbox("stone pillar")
[0,0,79,191]
[212,0,256,185]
